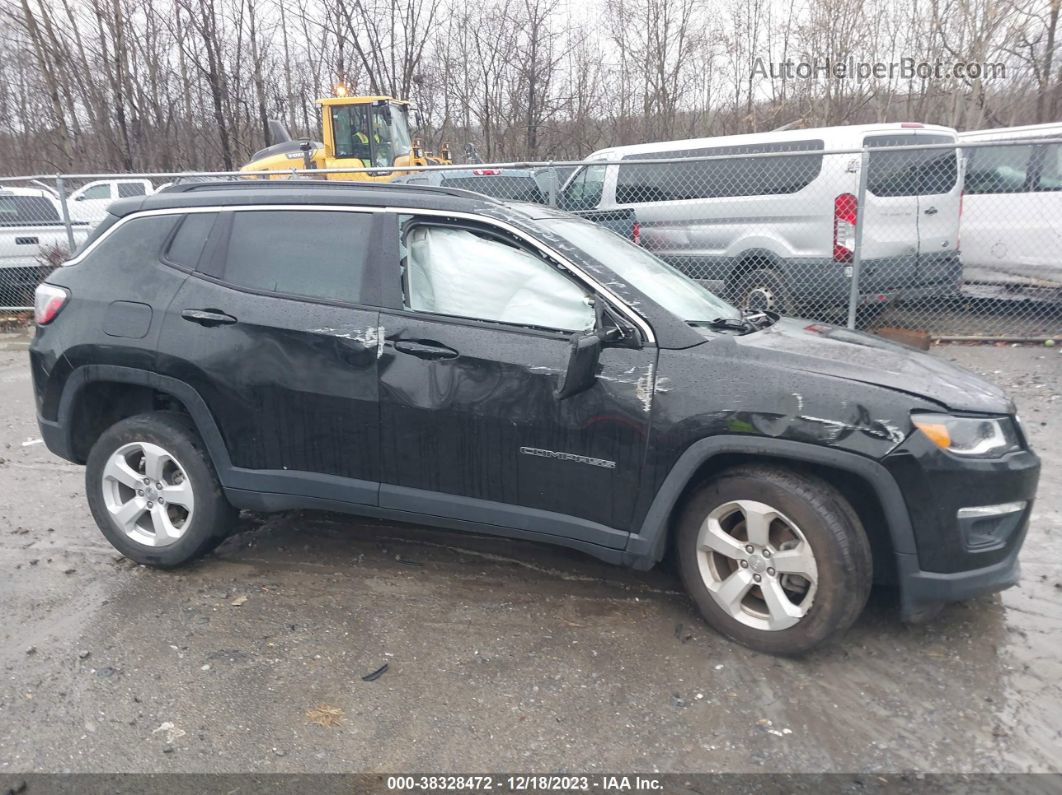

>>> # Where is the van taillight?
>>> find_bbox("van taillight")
[34,283,69,325]
[834,193,857,263]
[632,221,641,246]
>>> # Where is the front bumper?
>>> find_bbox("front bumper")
[883,431,1040,620]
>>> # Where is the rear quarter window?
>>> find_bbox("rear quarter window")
[220,209,372,304]
[81,215,180,269]
[164,213,218,270]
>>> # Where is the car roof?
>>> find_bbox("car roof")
[107,179,571,221]
[107,179,514,218]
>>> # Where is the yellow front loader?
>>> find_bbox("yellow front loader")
[241,95,450,181]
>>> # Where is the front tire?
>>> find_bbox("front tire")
[86,411,237,567]
[676,465,872,655]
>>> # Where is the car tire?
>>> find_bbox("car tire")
[676,465,872,655]
[85,411,237,567]
[735,268,793,315]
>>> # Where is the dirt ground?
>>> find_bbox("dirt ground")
[0,338,1059,774]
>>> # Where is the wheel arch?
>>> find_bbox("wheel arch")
[52,365,233,475]
[625,436,915,584]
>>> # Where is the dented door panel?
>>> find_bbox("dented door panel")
[377,311,655,531]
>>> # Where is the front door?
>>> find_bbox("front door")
[156,208,383,504]
[376,215,655,544]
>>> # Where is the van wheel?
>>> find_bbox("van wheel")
[85,411,237,568]
[736,268,792,314]
[676,465,872,655]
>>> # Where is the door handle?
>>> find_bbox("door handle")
[181,308,237,327]
[392,339,459,360]
[923,206,939,215]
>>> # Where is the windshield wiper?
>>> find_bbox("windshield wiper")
[689,311,778,334]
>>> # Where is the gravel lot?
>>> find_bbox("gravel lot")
[0,338,1059,774]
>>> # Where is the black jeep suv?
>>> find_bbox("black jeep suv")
[30,181,1039,654]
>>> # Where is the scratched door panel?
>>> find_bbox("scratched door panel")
[157,275,381,485]
[378,311,655,530]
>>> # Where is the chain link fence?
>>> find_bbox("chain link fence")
[2,137,1060,339]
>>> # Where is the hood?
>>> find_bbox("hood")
[724,318,1013,415]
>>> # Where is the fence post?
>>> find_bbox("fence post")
[846,147,870,330]
[55,175,76,252]
[545,164,559,207]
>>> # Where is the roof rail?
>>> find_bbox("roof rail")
[164,178,505,204]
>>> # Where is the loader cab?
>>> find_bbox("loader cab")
[320,97,415,178]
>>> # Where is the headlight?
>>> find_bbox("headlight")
[911,413,1021,457]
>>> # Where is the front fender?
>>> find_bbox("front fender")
[623,435,916,569]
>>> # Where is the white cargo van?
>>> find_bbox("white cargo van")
[959,123,1062,286]
[560,123,963,312]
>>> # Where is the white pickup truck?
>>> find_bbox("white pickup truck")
[1,187,91,307]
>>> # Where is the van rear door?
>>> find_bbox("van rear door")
[910,132,961,285]
[861,134,922,291]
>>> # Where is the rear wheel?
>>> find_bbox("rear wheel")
[86,412,237,567]
[676,465,872,655]
[735,267,793,315]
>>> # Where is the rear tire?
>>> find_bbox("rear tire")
[676,465,872,655]
[735,267,793,315]
[86,411,237,567]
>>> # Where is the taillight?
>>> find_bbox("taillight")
[34,284,69,325]
[472,169,500,176]
[900,122,924,128]
[632,221,641,246]
[834,193,857,263]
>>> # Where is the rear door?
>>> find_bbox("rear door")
[156,207,384,504]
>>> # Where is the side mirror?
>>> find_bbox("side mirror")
[74,195,86,201]
[555,330,602,400]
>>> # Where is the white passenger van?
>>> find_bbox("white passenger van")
[560,123,963,312]
[959,123,1062,286]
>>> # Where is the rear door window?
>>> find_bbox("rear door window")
[220,210,372,304]
[865,134,958,196]
[615,139,824,203]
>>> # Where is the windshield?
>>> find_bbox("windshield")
[542,218,741,322]
[331,103,412,167]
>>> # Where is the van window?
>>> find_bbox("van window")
[964,144,1032,194]
[1037,144,1062,191]
[560,165,607,210]
[615,140,824,204]
[165,213,218,269]
[865,134,958,196]
[117,182,148,198]
[222,210,371,304]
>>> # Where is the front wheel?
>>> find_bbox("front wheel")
[676,465,872,655]
[86,411,237,567]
